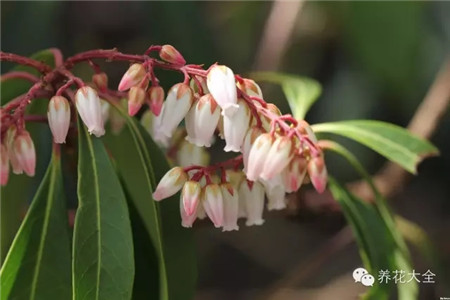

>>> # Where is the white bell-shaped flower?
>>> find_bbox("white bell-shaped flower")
[206,65,239,117]
[185,94,220,147]
[222,98,251,152]
[75,86,105,137]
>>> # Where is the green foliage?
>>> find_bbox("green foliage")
[312,120,439,174]
[72,122,135,300]
[250,72,322,119]
[0,149,71,300]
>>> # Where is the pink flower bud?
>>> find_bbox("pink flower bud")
[185,94,220,147]
[242,126,263,173]
[128,86,146,116]
[223,98,251,152]
[202,183,224,228]
[176,140,210,167]
[159,45,186,66]
[75,86,105,137]
[221,183,239,231]
[180,194,197,228]
[6,126,22,174]
[13,131,36,177]
[148,86,164,116]
[239,180,265,226]
[260,136,294,181]
[92,72,108,92]
[118,63,146,92]
[158,83,193,138]
[1,144,9,186]
[181,181,201,217]
[206,65,239,117]
[307,154,328,194]
[153,166,188,201]
[282,155,307,193]
[237,78,263,98]
[48,96,71,144]
[246,133,273,181]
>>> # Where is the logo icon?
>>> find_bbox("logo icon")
[353,267,374,287]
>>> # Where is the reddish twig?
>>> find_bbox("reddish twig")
[0,51,52,73]
[1,71,39,83]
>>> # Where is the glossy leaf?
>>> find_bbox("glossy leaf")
[104,104,197,300]
[73,122,134,300]
[250,71,322,119]
[0,148,71,300]
[312,120,439,174]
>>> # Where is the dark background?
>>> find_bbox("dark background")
[2,1,449,299]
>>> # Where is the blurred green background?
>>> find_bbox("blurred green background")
[1,1,449,299]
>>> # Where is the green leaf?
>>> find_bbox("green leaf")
[312,120,439,174]
[104,104,197,300]
[0,148,71,300]
[250,71,322,119]
[73,122,134,300]
[0,49,55,264]
[1,49,55,104]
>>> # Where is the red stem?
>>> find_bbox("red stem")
[1,71,39,83]
[0,51,52,73]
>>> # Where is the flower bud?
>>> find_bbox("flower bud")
[148,86,164,116]
[13,131,36,177]
[207,65,239,117]
[242,126,263,173]
[6,126,22,174]
[260,103,281,132]
[237,78,263,98]
[223,98,251,152]
[265,184,286,211]
[158,83,193,138]
[128,86,146,116]
[182,181,201,216]
[92,72,108,92]
[221,183,239,231]
[160,45,186,66]
[75,86,105,137]
[202,183,224,228]
[282,155,307,193]
[153,167,188,201]
[1,144,9,186]
[180,194,197,228]
[185,94,220,147]
[118,63,146,91]
[176,140,210,167]
[48,96,71,144]
[261,136,294,181]
[239,180,265,226]
[307,154,328,194]
[246,133,273,181]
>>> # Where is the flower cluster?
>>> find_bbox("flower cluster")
[0,45,327,231]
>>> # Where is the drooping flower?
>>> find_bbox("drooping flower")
[185,94,220,147]
[260,136,294,181]
[242,126,263,173]
[47,96,71,144]
[246,133,273,181]
[160,45,186,66]
[153,167,188,201]
[75,86,105,137]
[180,195,197,228]
[118,63,146,92]
[128,86,146,116]
[307,154,328,194]
[264,183,287,211]
[6,126,22,174]
[221,183,239,231]
[13,131,36,177]
[202,183,224,228]
[222,98,251,152]
[237,78,263,98]
[148,86,164,116]
[92,72,108,92]
[239,180,265,226]
[181,181,201,216]
[282,155,307,193]
[206,65,239,117]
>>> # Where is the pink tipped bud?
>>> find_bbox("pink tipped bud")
[118,63,146,91]
[261,137,294,181]
[153,167,188,201]
[92,72,108,92]
[6,126,23,174]
[48,96,71,144]
[182,181,201,216]
[159,45,186,66]
[13,131,36,177]
[185,94,220,147]
[1,144,9,185]
[148,86,165,116]
[282,155,307,193]
[158,83,193,138]
[221,183,239,232]
[307,154,328,194]
[237,78,263,98]
[242,126,264,173]
[128,86,146,116]
[202,183,224,228]
[246,133,274,181]
[239,180,265,226]
[223,98,251,152]
[180,194,197,228]
[207,65,239,117]
[75,86,105,137]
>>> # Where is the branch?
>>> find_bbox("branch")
[0,51,52,73]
